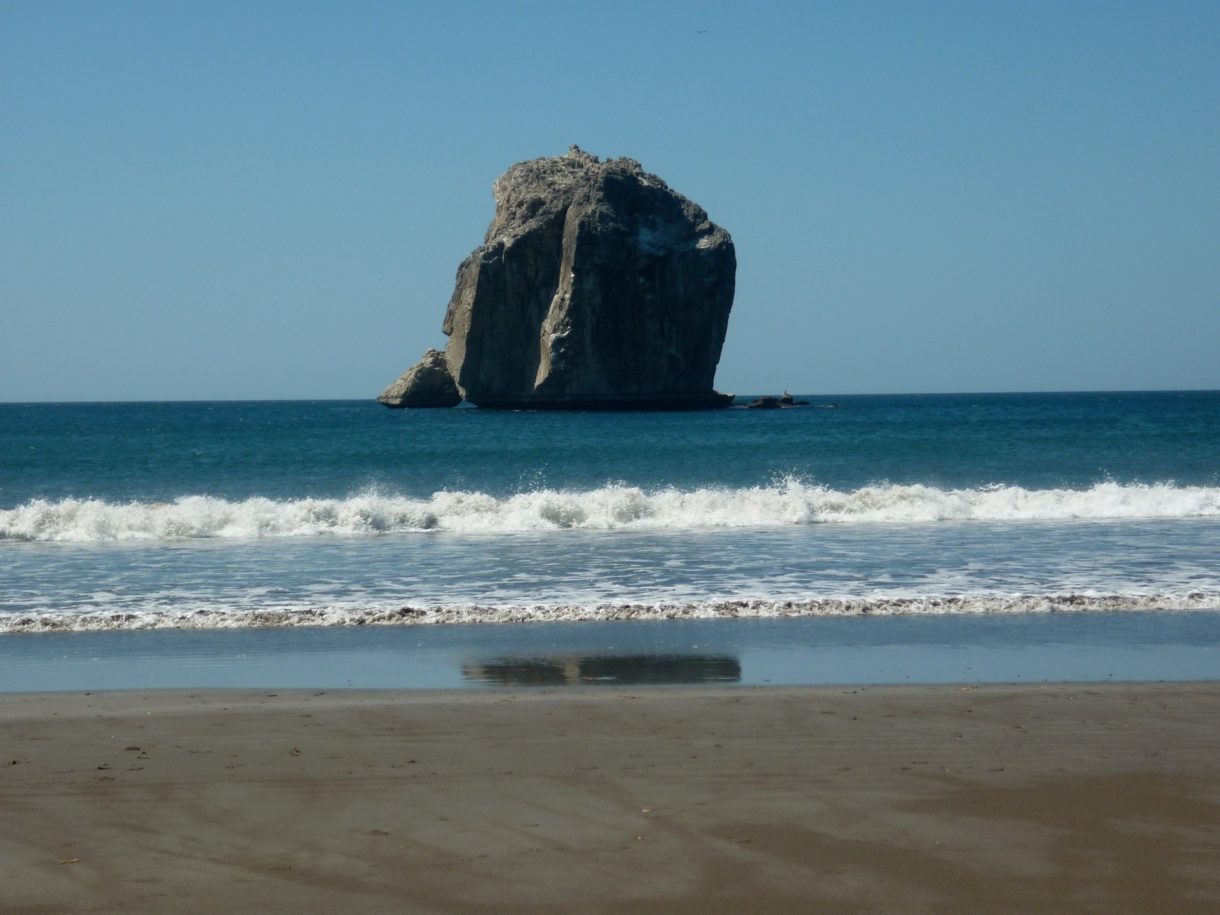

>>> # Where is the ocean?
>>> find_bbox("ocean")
[2,392,1218,689]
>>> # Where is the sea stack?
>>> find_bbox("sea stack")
[380,147,736,409]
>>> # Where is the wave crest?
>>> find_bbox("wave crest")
[2,480,1218,542]
[2,593,1216,633]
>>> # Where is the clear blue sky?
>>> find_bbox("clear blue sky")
[3,0,1218,401]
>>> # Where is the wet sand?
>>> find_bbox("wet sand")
[2,683,1218,913]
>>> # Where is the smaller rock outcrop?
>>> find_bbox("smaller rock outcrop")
[746,396,782,409]
[745,392,811,409]
[377,348,462,408]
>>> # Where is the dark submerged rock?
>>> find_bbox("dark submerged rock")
[745,392,811,409]
[438,147,736,409]
[377,348,462,408]
[747,396,782,409]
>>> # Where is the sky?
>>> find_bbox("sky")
[2,0,1218,401]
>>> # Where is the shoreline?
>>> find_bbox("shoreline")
[3,683,1219,912]
[4,592,1220,634]
[4,611,1220,694]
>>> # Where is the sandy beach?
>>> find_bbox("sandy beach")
[2,683,1218,913]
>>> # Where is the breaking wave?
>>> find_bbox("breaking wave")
[2,592,1216,633]
[3,480,1219,543]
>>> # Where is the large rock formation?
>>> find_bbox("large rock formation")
[377,348,462,407]
[382,147,736,409]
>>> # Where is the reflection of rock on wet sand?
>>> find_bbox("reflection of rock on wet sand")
[462,654,741,687]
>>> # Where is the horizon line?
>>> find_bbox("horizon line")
[2,387,1218,407]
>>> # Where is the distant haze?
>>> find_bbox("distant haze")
[2,1,1218,401]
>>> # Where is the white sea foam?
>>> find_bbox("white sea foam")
[2,480,1219,542]
[1,592,1216,633]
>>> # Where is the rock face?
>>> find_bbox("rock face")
[437,147,735,408]
[377,348,462,408]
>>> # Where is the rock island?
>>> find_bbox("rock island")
[379,147,735,409]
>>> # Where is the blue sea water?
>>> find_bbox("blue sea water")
[1,392,1218,689]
